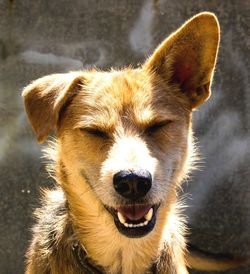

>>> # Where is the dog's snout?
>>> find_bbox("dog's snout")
[113,170,152,200]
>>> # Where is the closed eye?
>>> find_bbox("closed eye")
[80,127,109,139]
[144,120,172,135]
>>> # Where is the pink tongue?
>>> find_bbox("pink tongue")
[117,205,152,221]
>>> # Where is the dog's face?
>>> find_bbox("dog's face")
[57,69,192,237]
[23,13,219,239]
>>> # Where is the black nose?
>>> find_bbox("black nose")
[113,170,152,201]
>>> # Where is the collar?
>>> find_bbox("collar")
[72,241,104,274]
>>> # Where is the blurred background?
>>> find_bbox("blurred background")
[0,0,249,273]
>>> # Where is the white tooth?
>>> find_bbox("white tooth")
[144,208,153,221]
[123,221,150,228]
[117,212,126,224]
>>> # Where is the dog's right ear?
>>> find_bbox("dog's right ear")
[22,72,84,144]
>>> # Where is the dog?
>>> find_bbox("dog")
[22,12,245,274]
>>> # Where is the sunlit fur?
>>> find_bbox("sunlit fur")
[23,13,220,274]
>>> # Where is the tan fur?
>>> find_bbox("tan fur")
[23,13,221,274]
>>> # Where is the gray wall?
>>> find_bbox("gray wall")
[0,0,249,273]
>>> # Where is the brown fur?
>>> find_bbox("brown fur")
[23,13,221,274]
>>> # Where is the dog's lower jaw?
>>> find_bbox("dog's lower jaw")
[69,200,159,273]
[68,193,187,273]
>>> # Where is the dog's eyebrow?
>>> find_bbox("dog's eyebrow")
[73,117,115,132]
[135,114,179,129]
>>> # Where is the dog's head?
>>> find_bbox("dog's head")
[23,13,219,239]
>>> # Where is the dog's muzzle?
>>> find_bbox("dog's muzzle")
[105,170,159,238]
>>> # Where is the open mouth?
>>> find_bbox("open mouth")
[106,204,160,238]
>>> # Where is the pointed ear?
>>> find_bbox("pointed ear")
[22,72,84,143]
[144,12,220,108]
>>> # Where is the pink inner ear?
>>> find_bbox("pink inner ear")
[173,49,198,88]
[177,63,192,83]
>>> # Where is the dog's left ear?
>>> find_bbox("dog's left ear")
[22,72,84,143]
[144,12,220,108]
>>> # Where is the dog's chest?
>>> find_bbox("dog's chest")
[74,240,181,274]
